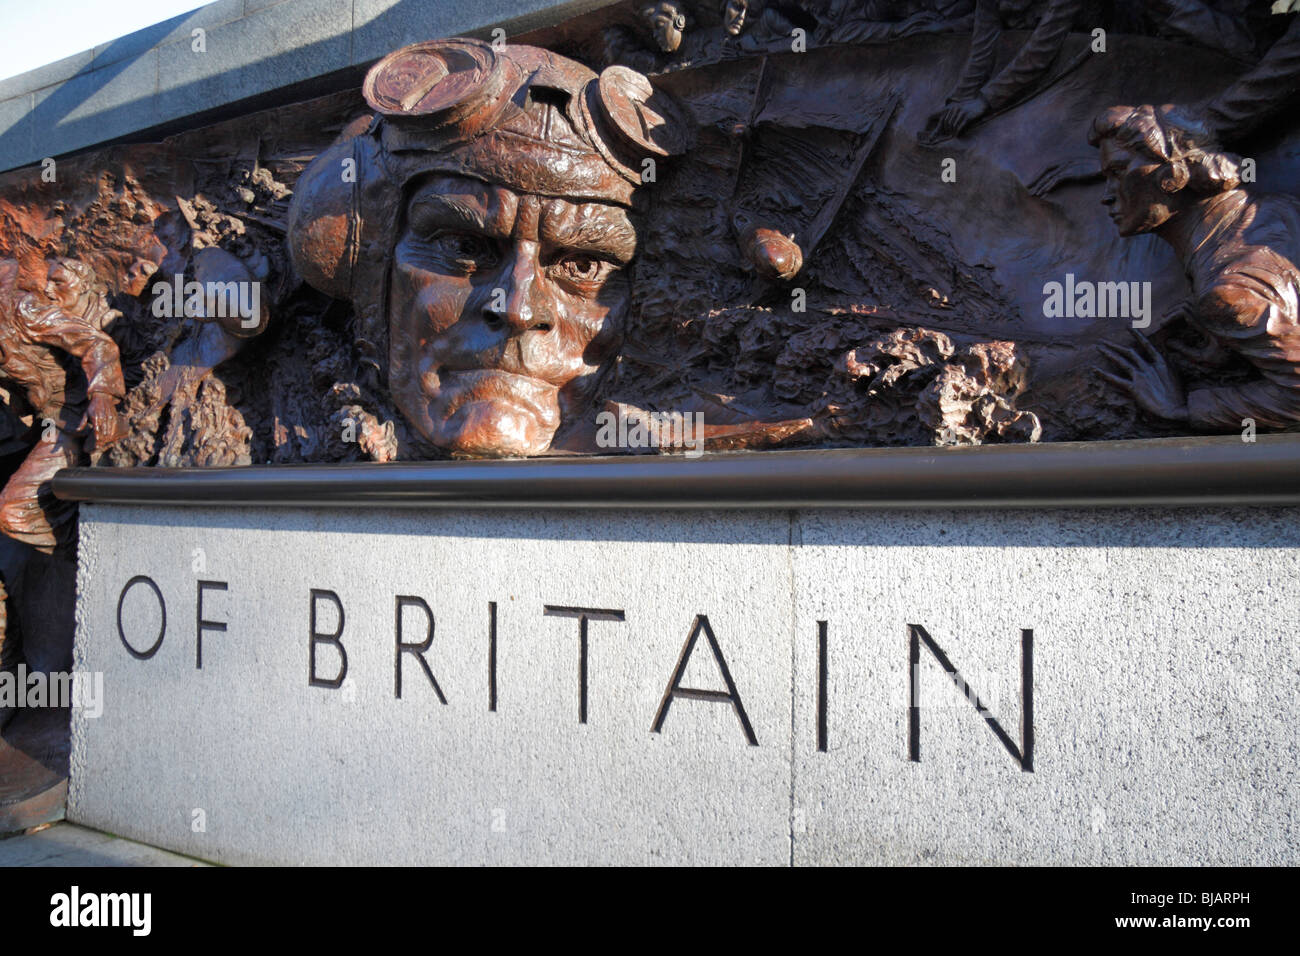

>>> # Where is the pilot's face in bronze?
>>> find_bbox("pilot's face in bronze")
[389,174,636,457]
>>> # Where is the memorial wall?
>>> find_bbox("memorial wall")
[0,0,1296,866]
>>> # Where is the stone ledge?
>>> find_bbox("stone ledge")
[0,0,620,173]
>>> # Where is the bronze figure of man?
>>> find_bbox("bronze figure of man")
[0,258,126,553]
[288,38,687,458]
[922,0,1081,143]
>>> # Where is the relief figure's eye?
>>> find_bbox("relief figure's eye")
[552,253,617,287]
[444,233,494,263]
[416,230,499,273]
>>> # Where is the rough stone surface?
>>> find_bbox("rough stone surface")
[90,0,246,74]
[29,50,160,159]
[69,504,1299,865]
[791,509,1300,866]
[351,0,612,65]
[0,94,32,168]
[71,504,794,865]
[155,0,353,122]
[0,50,95,104]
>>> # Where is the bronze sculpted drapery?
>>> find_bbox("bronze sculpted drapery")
[0,258,125,554]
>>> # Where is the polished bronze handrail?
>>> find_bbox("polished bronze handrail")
[51,435,1300,509]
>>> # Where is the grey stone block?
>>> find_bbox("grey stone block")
[244,0,297,13]
[70,505,794,865]
[790,508,1300,866]
[155,0,352,125]
[351,0,621,66]
[67,503,1300,864]
[90,0,248,73]
[27,49,159,161]
[0,94,34,174]
[0,50,95,102]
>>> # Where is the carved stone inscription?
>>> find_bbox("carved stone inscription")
[75,506,1298,865]
[118,575,1028,761]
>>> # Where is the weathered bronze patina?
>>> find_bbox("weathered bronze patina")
[0,2,1293,551]
[0,258,125,553]
[1092,104,1300,431]
[3,5,1297,483]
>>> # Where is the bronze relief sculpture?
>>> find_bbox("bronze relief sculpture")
[0,257,125,553]
[0,0,1294,760]
[0,2,1293,525]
